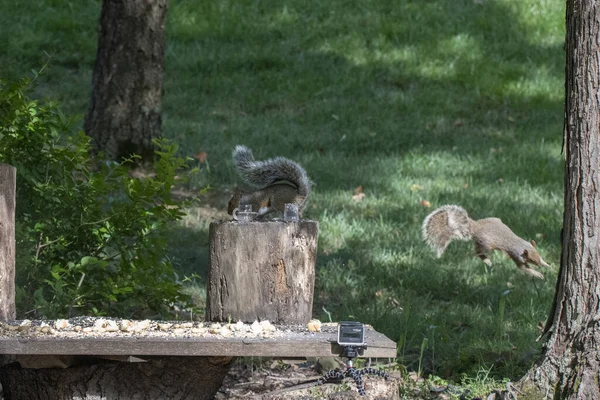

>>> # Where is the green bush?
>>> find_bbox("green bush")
[0,76,195,319]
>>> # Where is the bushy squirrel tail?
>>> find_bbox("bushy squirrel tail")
[422,205,473,257]
[232,145,311,198]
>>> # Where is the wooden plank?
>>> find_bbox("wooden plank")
[0,327,396,358]
[207,220,318,324]
[0,164,16,321]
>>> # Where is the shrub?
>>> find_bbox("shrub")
[0,75,195,319]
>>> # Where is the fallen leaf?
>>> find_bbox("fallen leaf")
[194,151,208,163]
[453,118,463,127]
[420,199,431,208]
[352,185,366,202]
[353,193,365,202]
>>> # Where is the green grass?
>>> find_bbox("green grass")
[1,0,565,383]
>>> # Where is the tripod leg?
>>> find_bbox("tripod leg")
[317,369,345,385]
[357,367,390,380]
[347,368,366,396]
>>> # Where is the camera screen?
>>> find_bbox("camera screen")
[342,331,362,340]
[338,322,365,345]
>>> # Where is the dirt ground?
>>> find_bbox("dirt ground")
[214,359,402,400]
[213,360,519,400]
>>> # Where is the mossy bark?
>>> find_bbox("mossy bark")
[518,0,600,398]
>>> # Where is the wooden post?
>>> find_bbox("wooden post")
[207,220,318,324]
[0,163,16,321]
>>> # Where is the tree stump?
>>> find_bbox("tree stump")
[206,220,318,324]
[0,163,16,321]
[0,356,233,400]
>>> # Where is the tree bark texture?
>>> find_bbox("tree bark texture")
[84,0,167,163]
[0,163,16,321]
[0,356,233,400]
[521,1,600,398]
[207,221,318,324]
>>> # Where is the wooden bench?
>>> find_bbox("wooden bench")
[0,163,397,399]
[0,325,395,359]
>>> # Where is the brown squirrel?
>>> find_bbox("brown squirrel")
[422,205,550,279]
[227,145,312,218]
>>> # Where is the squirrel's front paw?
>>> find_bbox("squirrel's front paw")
[522,267,544,280]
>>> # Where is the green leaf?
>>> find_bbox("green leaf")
[80,256,93,266]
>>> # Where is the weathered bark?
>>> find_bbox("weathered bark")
[0,163,16,321]
[207,220,318,324]
[84,0,167,163]
[0,356,233,400]
[518,1,600,398]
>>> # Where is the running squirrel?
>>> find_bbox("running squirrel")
[227,145,312,218]
[422,205,550,279]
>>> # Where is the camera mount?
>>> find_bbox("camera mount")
[317,322,389,396]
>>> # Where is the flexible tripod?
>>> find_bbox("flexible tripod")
[317,345,389,396]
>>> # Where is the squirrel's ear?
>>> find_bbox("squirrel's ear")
[531,240,537,248]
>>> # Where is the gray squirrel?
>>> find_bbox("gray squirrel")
[422,205,550,279]
[227,145,312,218]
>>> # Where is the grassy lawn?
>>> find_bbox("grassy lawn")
[1,0,565,385]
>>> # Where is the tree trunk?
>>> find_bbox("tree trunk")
[0,356,233,400]
[84,0,167,164]
[0,163,16,321]
[206,220,318,324]
[518,1,600,398]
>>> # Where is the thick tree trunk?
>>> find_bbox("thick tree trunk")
[519,1,600,398]
[0,356,233,400]
[207,220,318,324]
[0,163,16,321]
[84,0,167,163]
